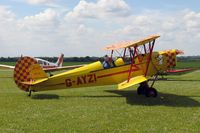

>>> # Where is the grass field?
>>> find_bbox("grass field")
[176,61,200,69]
[1,61,200,69]
[0,62,200,133]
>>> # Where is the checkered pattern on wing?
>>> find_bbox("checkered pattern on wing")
[14,56,37,92]
[166,51,176,68]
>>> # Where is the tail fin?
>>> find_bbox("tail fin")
[21,64,48,86]
[14,56,48,92]
[56,53,64,67]
[29,64,48,80]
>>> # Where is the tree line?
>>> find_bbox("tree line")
[0,56,200,62]
[0,56,102,62]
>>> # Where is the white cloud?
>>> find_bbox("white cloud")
[18,8,58,32]
[183,10,200,32]
[0,1,200,57]
[65,0,131,20]
[0,6,15,21]
[0,7,60,57]
[26,0,55,5]
[110,10,200,55]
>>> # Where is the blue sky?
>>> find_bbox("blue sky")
[1,0,200,17]
[127,0,200,12]
[0,0,200,57]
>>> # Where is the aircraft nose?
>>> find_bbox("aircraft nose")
[165,49,184,56]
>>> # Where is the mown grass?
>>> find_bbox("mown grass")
[0,62,16,66]
[0,64,200,132]
[176,61,200,69]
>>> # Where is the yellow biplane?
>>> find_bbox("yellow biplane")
[13,35,182,97]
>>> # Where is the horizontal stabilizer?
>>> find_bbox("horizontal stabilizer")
[118,75,148,90]
[21,78,48,85]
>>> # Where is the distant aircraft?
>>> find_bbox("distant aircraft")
[13,35,185,97]
[0,54,65,70]
[0,64,15,69]
[36,54,64,68]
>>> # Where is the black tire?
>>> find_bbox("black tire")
[145,87,157,97]
[137,85,146,95]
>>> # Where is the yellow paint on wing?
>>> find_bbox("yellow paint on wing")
[118,75,147,90]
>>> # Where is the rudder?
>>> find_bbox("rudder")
[13,56,48,92]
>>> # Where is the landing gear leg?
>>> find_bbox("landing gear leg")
[28,90,32,97]
[145,75,158,97]
[137,76,158,97]
[150,75,158,88]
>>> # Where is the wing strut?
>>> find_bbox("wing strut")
[145,39,155,76]
[127,46,137,82]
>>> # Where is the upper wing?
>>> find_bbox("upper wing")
[103,35,160,51]
[0,64,14,70]
[118,75,148,90]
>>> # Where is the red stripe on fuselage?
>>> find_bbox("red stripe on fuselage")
[97,66,140,79]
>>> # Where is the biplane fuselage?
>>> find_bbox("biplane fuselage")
[30,50,177,91]
[31,61,142,91]
[13,35,182,97]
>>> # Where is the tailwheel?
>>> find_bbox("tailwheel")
[28,90,32,97]
[145,87,157,97]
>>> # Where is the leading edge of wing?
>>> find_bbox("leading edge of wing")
[118,75,148,90]
[21,78,48,85]
[103,35,160,51]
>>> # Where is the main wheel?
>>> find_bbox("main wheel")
[137,85,146,95]
[137,82,149,95]
[145,87,157,97]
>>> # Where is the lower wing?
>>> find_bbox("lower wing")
[118,75,148,90]
[166,68,193,74]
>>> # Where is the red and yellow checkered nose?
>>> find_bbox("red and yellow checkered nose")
[165,50,177,68]
[160,49,183,68]
[13,56,37,92]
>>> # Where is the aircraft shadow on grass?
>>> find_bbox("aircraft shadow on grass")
[31,90,200,107]
[31,94,59,100]
[105,90,200,107]
[78,90,200,107]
